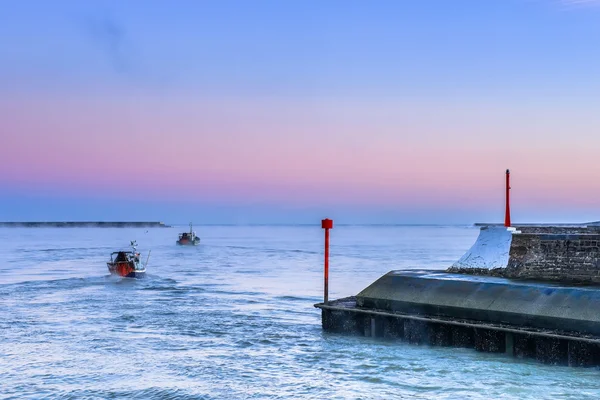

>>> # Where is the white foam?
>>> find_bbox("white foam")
[451,226,518,270]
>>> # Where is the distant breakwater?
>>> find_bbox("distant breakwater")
[0,222,171,228]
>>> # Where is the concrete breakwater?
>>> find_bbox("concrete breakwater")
[315,223,600,367]
[0,221,171,228]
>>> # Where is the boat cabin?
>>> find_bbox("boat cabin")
[110,251,139,263]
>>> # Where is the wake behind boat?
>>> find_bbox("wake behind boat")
[177,223,201,246]
[107,241,150,278]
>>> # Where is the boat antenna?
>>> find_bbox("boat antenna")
[144,250,152,268]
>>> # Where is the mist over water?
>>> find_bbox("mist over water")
[1,226,599,399]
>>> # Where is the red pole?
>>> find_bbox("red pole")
[321,218,333,304]
[324,229,329,303]
[505,169,511,227]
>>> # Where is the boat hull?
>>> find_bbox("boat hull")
[107,261,146,278]
[176,238,200,246]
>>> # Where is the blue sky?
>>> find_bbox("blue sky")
[1,0,600,224]
[3,0,600,96]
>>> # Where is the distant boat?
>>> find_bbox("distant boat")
[107,240,149,278]
[177,223,201,246]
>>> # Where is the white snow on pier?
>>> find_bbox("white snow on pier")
[451,226,518,270]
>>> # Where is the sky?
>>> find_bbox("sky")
[1,0,600,224]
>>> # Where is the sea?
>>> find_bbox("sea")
[1,225,599,399]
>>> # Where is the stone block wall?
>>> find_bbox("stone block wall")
[504,233,600,283]
[516,226,600,235]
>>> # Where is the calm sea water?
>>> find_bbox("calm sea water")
[1,225,599,399]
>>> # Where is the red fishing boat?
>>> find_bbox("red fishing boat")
[177,223,201,246]
[107,241,149,278]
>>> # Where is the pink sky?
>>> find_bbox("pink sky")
[1,93,600,217]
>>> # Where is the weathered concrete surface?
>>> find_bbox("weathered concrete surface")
[355,270,600,336]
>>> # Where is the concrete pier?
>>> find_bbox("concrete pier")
[315,200,600,368]
[316,269,600,367]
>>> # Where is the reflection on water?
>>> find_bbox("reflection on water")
[0,226,598,399]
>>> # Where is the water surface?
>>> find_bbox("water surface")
[0,225,598,399]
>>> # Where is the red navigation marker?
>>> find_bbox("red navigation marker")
[505,169,511,227]
[321,218,333,304]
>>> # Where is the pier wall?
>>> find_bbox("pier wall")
[505,232,600,283]
[318,302,600,367]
